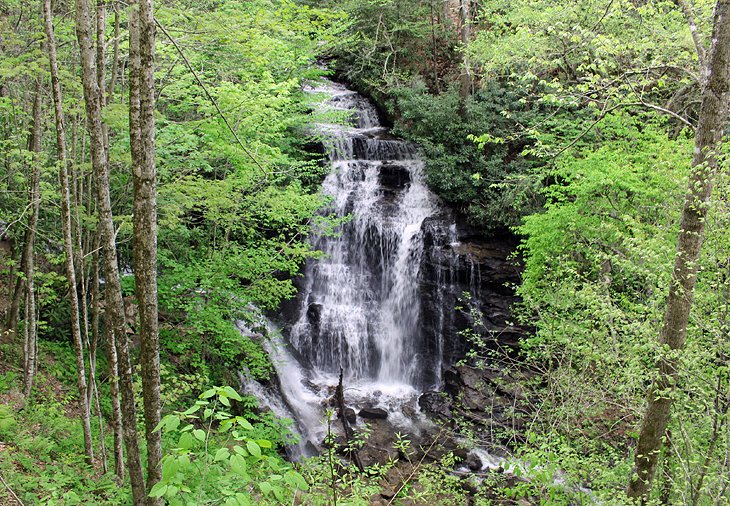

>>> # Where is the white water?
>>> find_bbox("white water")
[290,80,438,389]
[240,80,469,453]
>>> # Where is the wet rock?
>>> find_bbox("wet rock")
[304,441,319,456]
[401,403,417,418]
[466,452,482,471]
[452,447,468,463]
[418,391,452,418]
[344,407,356,424]
[379,486,396,500]
[379,162,410,188]
[357,418,400,466]
[306,302,322,333]
[359,407,388,419]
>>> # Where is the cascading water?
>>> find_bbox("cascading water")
[240,79,497,454]
[290,80,438,390]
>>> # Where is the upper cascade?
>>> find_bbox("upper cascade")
[290,80,448,389]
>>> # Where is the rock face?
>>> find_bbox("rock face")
[421,363,532,449]
[416,213,524,386]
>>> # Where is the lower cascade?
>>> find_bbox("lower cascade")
[240,79,518,455]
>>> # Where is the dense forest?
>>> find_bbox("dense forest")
[1,0,729,504]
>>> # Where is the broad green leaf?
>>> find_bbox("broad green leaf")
[214,447,230,462]
[178,432,193,450]
[246,440,261,457]
[149,482,168,499]
[223,386,243,401]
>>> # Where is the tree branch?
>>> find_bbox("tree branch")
[154,18,269,178]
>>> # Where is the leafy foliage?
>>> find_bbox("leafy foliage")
[152,386,308,505]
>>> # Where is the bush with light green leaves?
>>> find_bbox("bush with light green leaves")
[152,386,308,505]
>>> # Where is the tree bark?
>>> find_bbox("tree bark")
[108,2,120,101]
[129,1,163,500]
[458,0,472,101]
[21,81,43,399]
[74,0,146,501]
[43,0,95,466]
[94,254,125,481]
[627,1,730,502]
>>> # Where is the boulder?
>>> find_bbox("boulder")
[359,407,388,419]
[418,391,452,418]
[466,452,482,471]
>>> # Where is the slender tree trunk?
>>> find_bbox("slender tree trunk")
[107,326,126,481]
[627,1,730,501]
[130,1,163,500]
[92,255,125,481]
[108,2,120,101]
[21,82,43,399]
[74,0,146,501]
[458,0,472,101]
[7,261,23,331]
[43,0,95,465]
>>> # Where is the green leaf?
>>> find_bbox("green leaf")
[182,404,202,416]
[230,454,248,476]
[149,482,168,499]
[236,417,254,431]
[235,493,252,506]
[166,415,181,432]
[285,470,309,491]
[178,432,193,450]
[201,388,217,399]
[153,414,174,433]
[214,447,230,462]
[162,457,178,478]
[259,481,273,495]
[246,440,261,457]
[193,429,206,442]
[223,386,243,401]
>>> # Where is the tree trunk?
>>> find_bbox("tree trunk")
[108,2,120,101]
[93,255,125,481]
[21,82,43,399]
[74,0,146,502]
[43,0,95,466]
[129,1,163,500]
[627,1,730,501]
[458,0,472,101]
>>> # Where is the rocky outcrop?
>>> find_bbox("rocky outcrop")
[419,363,533,451]
[417,213,525,387]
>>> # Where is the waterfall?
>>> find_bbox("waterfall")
[241,79,495,453]
[290,80,440,389]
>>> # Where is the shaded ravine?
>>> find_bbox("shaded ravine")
[239,79,522,457]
